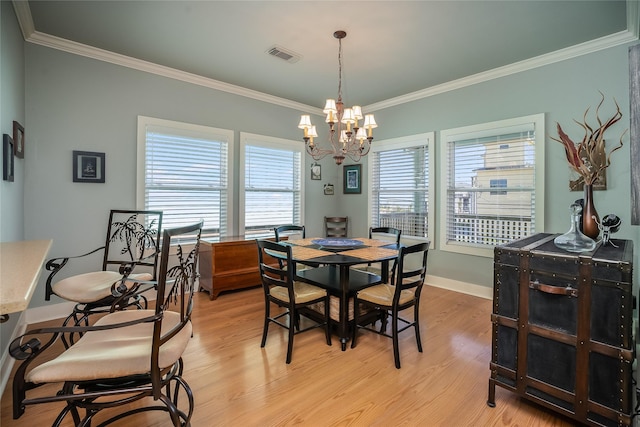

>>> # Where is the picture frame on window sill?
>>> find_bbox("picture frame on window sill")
[73,150,105,183]
[13,121,24,159]
[343,164,361,194]
[3,134,14,182]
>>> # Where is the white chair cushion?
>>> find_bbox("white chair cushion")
[27,309,192,384]
[52,271,152,303]
[357,283,415,307]
[270,281,326,304]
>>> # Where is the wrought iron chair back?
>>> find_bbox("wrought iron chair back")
[44,210,162,346]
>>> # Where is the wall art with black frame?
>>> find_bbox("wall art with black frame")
[73,150,105,183]
[3,134,14,182]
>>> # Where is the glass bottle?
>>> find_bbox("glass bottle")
[554,203,596,253]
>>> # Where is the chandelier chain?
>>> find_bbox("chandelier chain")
[337,37,343,102]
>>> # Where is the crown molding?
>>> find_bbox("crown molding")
[365,29,639,112]
[13,0,639,115]
[12,0,35,40]
[23,29,323,116]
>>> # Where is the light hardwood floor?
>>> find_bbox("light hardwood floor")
[1,284,578,426]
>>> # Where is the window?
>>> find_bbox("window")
[137,116,233,239]
[439,114,545,257]
[368,133,435,241]
[239,133,304,239]
[490,179,508,195]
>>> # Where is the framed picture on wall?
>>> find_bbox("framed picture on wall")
[3,134,14,182]
[13,121,24,159]
[343,164,361,194]
[73,150,105,183]
[324,183,334,195]
[311,162,321,180]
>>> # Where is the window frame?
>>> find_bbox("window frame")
[367,132,435,247]
[238,132,305,238]
[136,116,234,237]
[438,113,545,257]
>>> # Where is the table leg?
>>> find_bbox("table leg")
[381,259,390,283]
[339,264,350,351]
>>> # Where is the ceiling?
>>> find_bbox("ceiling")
[16,1,637,112]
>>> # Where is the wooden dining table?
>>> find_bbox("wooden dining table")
[280,237,399,350]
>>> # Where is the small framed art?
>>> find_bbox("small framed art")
[324,183,334,195]
[73,150,105,183]
[343,164,361,194]
[311,162,321,180]
[3,134,14,182]
[13,121,24,159]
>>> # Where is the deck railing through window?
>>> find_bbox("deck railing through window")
[450,214,532,246]
[379,213,428,237]
[378,212,531,245]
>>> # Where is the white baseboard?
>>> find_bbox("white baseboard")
[425,274,493,300]
[24,301,76,324]
[0,311,27,399]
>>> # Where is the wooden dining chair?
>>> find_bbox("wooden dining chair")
[10,221,203,426]
[351,241,429,368]
[352,226,402,277]
[274,224,317,271]
[257,239,331,364]
[44,209,163,347]
[274,224,306,242]
[324,216,348,237]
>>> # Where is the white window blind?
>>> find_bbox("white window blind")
[369,133,434,240]
[137,117,232,239]
[240,133,303,239]
[440,114,545,256]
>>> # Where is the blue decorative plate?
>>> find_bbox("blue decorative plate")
[311,238,363,250]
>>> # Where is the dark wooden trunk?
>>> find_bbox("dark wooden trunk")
[488,233,635,426]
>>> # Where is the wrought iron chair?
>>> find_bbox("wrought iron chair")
[351,242,429,368]
[45,210,162,345]
[10,220,203,426]
[257,239,331,364]
[324,216,348,237]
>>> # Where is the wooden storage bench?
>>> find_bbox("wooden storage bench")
[199,236,278,300]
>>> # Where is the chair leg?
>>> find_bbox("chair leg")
[260,298,270,348]
[324,297,332,346]
[350,297,359,348]
[379,310,388,333]
[286,308,295,364]
[414,303,423,353]
[392,308,401,369]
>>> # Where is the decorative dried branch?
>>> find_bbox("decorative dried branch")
[551,92,626,186]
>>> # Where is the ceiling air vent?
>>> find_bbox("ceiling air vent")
[266,45,301,63]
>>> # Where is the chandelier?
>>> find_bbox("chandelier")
[298,31,377,166]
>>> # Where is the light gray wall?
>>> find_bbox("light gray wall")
[24,43,341,309]
[362,41,640,287]
[20,29,640,303]
[1,1,26,355]
[1,1,25,242]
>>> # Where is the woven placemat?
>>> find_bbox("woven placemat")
[354,238,394,247]
[286,238,318,247]
[292,246,334,261]
[344,247,398,261]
